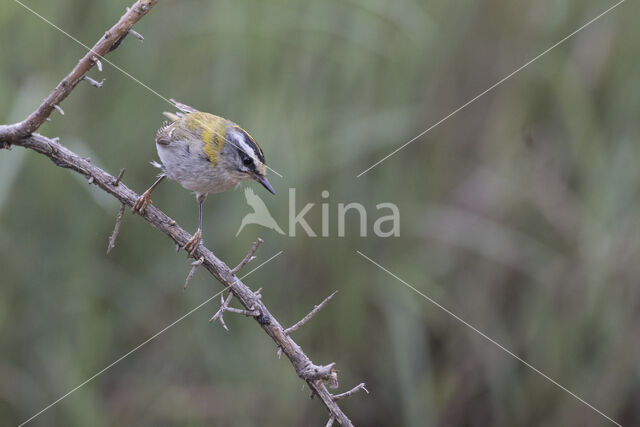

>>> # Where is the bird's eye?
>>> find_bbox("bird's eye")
[242,156,252,167]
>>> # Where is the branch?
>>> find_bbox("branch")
[332,383,369,401]
[285,291,338,334]
[183,256,204,289]
[5,133,358,425]
[0,2,364,424]
[0,0,159,142]
[231,238,263,275]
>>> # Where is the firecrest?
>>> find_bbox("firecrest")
[132,100,275,257]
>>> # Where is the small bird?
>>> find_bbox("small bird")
[132,100,275,257]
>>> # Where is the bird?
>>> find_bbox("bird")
[236,187,285,236]
[132,99,275,257]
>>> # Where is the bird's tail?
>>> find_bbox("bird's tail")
[162,99,200,122]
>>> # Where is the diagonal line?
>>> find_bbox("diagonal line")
[356,0,626,177]
[12,0,284,179]
[356,250,622,427]
[13,0,172,105]
[18,250,284,427]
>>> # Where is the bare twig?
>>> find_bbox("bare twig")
[53,104,64,115]
[106,203,126,255]
[0,1,362,424]
[332,383,369,401]
[285,291,338,334]
[231,238,263,274]
[183,256,204,289]
[326,416,335,427]
[83,76,105,88]
[112,168,126,186]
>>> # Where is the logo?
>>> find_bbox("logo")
[236,187,286,236]
[236,188,400,237]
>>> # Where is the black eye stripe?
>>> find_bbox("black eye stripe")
[234,126,265,163]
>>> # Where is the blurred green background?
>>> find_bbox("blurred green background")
[1,0,639,425]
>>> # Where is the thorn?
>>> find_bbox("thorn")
[53,104,64,115]
[332,383,369,401]
[51,137,60,143]
[92,56,103,72]
[88,176,94,184]
[285,291,338,335]
[112,168,125,186]
[210,292,234,331]
[45,117,51,122]
[83,76,105,88]
[128,29,144,41]
[231,238,263,274]
[184,256,204,289]
[107,203,126,255]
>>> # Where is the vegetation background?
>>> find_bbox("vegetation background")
[1,0,639,425]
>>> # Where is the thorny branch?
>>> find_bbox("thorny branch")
[0,1,364,425]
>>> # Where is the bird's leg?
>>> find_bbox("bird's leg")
[132,175,165,215]
[184,194,206,258]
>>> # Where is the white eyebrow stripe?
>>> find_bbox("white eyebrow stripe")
[236,136,260,164]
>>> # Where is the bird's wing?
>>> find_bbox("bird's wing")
[162,111,181,121]
[161,100,200,122]
[170,99,200,114]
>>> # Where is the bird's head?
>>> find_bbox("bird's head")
[225,125,275,195]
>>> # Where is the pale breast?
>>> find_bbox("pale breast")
[156,139,245,195]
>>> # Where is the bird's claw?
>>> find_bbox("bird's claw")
[132,190,152,215]
[184,229,202,258]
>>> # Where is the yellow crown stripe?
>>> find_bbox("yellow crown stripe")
[234,125,263,157]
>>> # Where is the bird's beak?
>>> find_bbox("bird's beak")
[255,174,275,195]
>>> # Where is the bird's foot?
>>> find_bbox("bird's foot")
[184,229,202,258]
[132,190,153,215]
